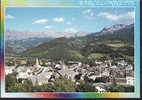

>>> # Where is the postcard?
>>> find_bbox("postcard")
[0,0,140,98]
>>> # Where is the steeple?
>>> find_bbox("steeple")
[36,58,39,65]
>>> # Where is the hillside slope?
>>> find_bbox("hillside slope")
[21,24,134,63]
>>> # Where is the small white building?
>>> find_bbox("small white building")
[58,69,78,82]
[55,64,61,69]
[96,86,106,92]
[15,66,27,73]
[110,65,117,69]
[37,72,53,85]
[95,61,103,65]
[126,76,135,86]
[126,64,133,70]
[102,70,109,77]
[45,62,51,65]
[16,72,31,79]
[118,60,127,66]
[5,66,15,75]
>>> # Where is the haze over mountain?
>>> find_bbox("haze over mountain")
[6,29,89,40]
[6,24,133,41]
[5,24,134,54]
[18,23,134,63]
[6,37,54,53]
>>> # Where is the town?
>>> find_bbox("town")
[5,57,135,92]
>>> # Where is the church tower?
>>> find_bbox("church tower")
[36,58,39,65]
[35,58,41,68]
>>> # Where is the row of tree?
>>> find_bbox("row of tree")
[6,72,97,92]
[6,72,134,92]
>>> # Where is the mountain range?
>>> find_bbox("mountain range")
[82,24,134,39]
[16,24,134,63]
[6,23,134,62]
[6,24,132,41]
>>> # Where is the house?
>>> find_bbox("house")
[110,65,117,69]
[88,75,96,80]
[37,72,53,85]
[30,76,38,86]
[102,70,109,77]
[100,63,108,68]
[55,64,61,69]
[126,76,135,86]
[96,86,106,92]
[58,69,78,82]
[126,64,133,71]
[42,67,52,72]
[95,61,103,65]
[93,83,107,92]
[29,71,53,86]
[5,66,15,75]
[15,66,28,73]
[20,60,27,65]
[80,74,85,80]
[126,70,134,77]
[16,72,31,79]
[105,60,112,66]
[45,62,52,65]
[116,78,127,85]
[117,60,127,66]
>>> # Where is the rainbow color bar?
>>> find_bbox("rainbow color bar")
[1,0,140,98]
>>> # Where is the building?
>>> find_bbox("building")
[126,76,135,86]
[5,66,15,75]
[16,72,31,79]
[117,60,127,66]
[20,60,27,65]
[58,69,78,82]
[37,72,53,85]
[34,58,41,68]
[96,86,106,92]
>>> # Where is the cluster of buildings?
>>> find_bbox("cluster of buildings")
[5,58,135,92]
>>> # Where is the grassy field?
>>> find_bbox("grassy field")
[88,53,109,59]
[106,43,125,48]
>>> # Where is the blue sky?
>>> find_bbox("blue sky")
[5,7,134,37]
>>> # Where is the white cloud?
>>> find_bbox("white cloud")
[64,28,78,33]
[98,12,119,20]
[5,14,15,19]
[44,26,53,29]
[82,9,95,19]
[66,21,71,25]
[53,17,64,22]
[32,19,48,24]
[82,9,91,14]
[98,11,135,21]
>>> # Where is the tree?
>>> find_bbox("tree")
[111,77,117,87]
[75,73,82,81]
[124,86,134,92]
[107,77,133,92]
[76,82,97,92]
[31,83,54,92]
[23,79,34,92]
[5,73,17,91]
[7,83,26,92]
[94,77,109,83]
[84,75,94,83]
[53,78,76,92]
